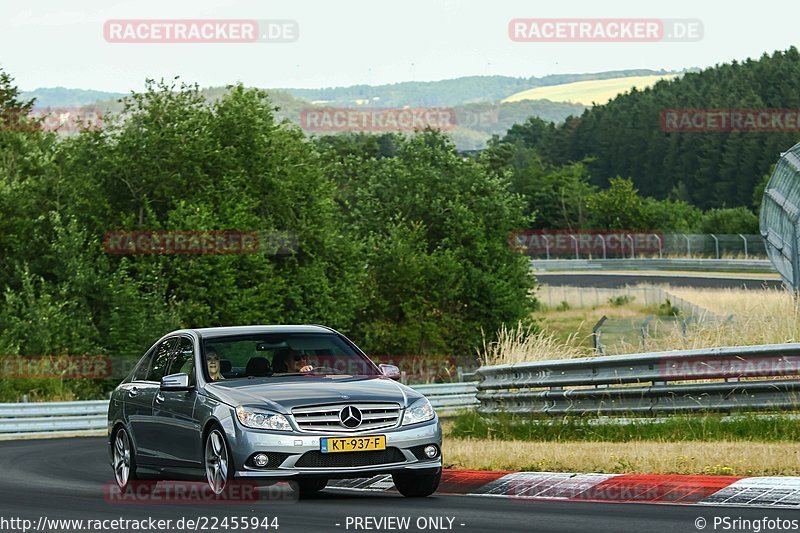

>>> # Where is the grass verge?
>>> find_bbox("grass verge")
[451,411,800,442]
[442,412,800,476]
[443,437,800,476]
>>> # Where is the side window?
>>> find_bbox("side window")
[131,347,155,382]
[167,337,196,385]
[147,337,178,382]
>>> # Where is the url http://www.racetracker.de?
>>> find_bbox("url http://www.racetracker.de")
[0,516,280,532]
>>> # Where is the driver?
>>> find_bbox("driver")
[206,347,225,381]
[272,348,313,374]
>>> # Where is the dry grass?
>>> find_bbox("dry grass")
[482,286,800,365]
[444,436,800,476]
[646,287,800,350]
[669,286,795,317]
[479,321,589,366]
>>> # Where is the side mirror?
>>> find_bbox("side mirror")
[161,373,191,391]
[379,364,401,380]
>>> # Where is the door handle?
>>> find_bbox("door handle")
[155,393,165,404]
[128,387,138,398]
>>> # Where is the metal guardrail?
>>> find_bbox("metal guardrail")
[475,343,800,415]
[0,400,108,438]
[17,341,800,432]
[413,382,479,414]
[530,258,775,273]
[0,384,478,438]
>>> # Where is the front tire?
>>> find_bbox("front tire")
[204,428,233,495]
[392,469,441,497]
[112,427,138,490]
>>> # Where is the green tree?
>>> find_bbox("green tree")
[587,177,646,229]
[327,132,536,355]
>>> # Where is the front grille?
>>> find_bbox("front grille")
[292,403,401,433]
[294,447,406,468]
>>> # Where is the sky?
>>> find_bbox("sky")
[1,0,798,92]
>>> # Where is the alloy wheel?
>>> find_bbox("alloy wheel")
[205,429,229,494]
[113,429,131,489]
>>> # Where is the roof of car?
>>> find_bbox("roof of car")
[192,324,336,339]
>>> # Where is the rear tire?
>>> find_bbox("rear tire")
[392,469,441,497]
[291,478,328,498]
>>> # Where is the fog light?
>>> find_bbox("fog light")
[253,453,269,467]
[423,445,438,458]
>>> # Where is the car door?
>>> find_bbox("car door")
[150,335,202,467]
[128,336,178,463]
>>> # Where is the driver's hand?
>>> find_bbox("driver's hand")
[299,365,313,373]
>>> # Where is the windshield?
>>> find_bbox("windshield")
[201,333,380,381]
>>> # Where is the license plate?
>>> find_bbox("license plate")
[320,435,386,453]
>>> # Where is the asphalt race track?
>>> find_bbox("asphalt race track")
[536,273,782,289]
[0,437,798,533]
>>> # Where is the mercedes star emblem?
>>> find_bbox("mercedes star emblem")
[339,405,363,429]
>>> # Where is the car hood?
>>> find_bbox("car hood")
[202,376,420,413]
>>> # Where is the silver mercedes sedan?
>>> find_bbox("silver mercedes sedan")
[107,325,442,498]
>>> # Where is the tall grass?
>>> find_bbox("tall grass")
[485,287,800,365]
[478,321,590,366]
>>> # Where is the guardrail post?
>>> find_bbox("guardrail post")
[653,233,663,259]
[626,234,635,259]
[710,234,720,259]
[683,233,691,257]
[599,234,607,259]
[543,235,551,260]
[570,234,579,259]
[21,394,28,403]
[640,315,654,351]
[739,234,748,258]
[592,315,607,354]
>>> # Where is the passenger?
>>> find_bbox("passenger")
[206,348,225,381]
[272,348,313,374]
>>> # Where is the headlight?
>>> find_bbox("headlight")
[235,406,291,431]
[402,397,435,425]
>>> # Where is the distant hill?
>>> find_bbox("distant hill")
[41,85,585,150]
[25,70,673,149]
[503,74,680,106]
[21,87,126,108]
[282,70,676,108]
[522,47,800,209]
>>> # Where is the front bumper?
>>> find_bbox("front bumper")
[227,418,442,479]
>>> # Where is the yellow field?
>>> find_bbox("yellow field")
[503,74,678,106]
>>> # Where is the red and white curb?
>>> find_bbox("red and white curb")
[331,471,800,508]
